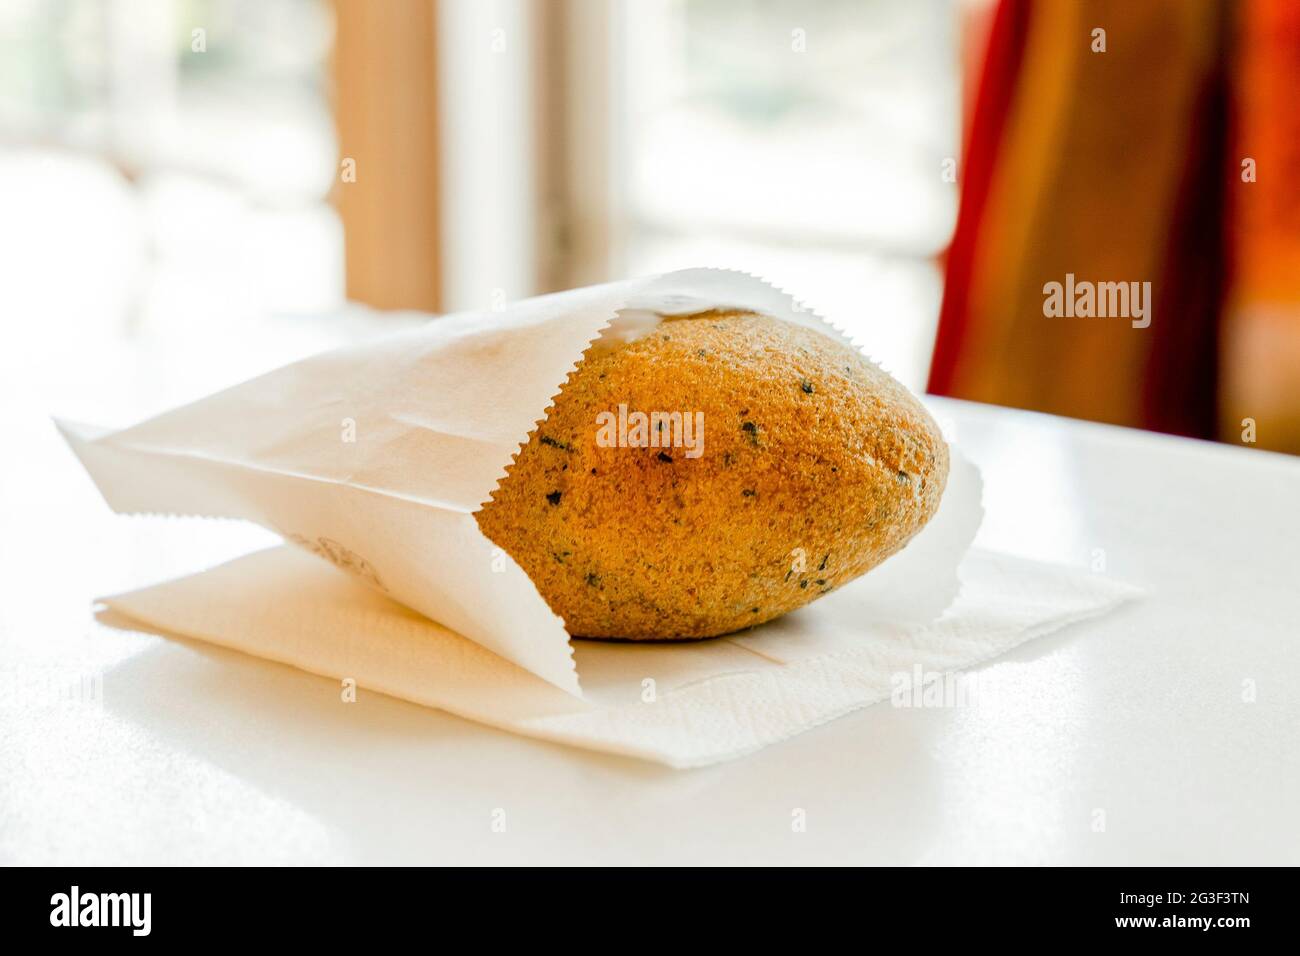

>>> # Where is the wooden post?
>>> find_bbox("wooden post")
[332,0,441,312]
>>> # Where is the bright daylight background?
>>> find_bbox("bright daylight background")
[1,0,960,394]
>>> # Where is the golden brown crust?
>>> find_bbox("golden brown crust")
[475,311,948,639]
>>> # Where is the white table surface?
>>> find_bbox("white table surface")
[2,317,1297,866]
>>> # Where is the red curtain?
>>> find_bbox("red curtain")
[930,0,1300,454]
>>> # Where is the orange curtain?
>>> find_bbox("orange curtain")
[1220,0,1300,451]
[931,0,1300,454]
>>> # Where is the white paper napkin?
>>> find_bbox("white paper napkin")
[99,543,1139,768]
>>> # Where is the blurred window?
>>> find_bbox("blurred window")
[0,0,340,336]
[4,0,959,394]
[604,0,959,388]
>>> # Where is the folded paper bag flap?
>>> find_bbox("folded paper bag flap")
[58,409,585,697]
[99,545,594,723]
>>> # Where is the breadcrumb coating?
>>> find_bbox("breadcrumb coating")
[475,311,948,639]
